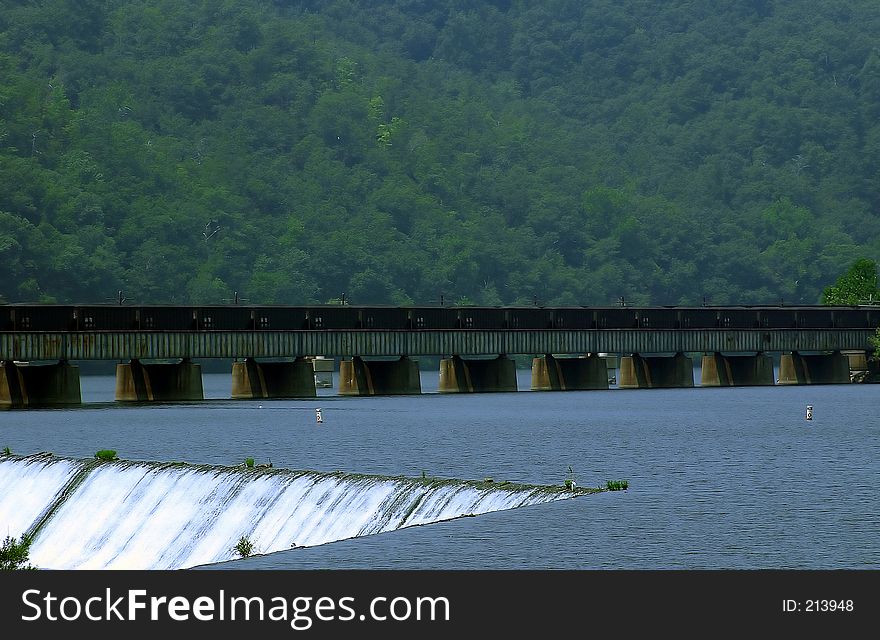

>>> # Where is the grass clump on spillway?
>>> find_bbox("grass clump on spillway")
[605,480,629,491]
[94,450,118,461]
[233,536,255,559]
[2,446,11,456]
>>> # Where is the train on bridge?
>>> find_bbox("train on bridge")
[2,303,878,333]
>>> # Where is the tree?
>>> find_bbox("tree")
[870,327,880,360]
[821,258,879,305]
[0,535,36,570]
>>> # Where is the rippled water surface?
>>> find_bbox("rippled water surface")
[2,370,878,569]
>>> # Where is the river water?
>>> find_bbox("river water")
[1,369,878,569]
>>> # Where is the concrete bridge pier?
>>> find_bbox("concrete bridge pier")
[338,356,421,395]
[845,350,879,383]
[530,354,609,391]
[845,350,869,373]
[777,351,851,385]
[438,355,518,393]
[618,352,694,389]
[700,352,775,386]
[231,357,316,399]
[1,360,81,409]
[115,358,204,402]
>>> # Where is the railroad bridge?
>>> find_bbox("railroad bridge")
[1,304,877,408]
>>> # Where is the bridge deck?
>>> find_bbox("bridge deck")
[1,329,873,361]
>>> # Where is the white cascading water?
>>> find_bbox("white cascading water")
[0,455,80,538]
[0,454,588,570]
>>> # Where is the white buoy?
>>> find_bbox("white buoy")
[316,408,323,424]
[805,404,813,421]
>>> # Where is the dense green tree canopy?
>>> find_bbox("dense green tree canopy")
[821,258,879,304]
[1,0,879,305]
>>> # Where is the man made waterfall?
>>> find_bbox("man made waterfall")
[1,453,594,570]
[0,455,80,537]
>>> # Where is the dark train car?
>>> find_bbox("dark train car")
[856,305,880,329]
[457,307,505,329]
[359,306,409,330]
[678,308,718,329]
[716,308,758,328]
[595,307,639,329]
[794,308,834,328]
[75,305,139,331]
[304,306,359,330]
[5,305,76,331]
[757,308,797,328]
[832,308,870,328]
[407,307,459,330]
[636,308,678,329]
[138,306,197,331]
[194,306,254,331]
[548,308,591,330]
[249,307,309,330]
[504,307,554,330]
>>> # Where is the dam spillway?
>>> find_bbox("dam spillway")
[0,453,596,570]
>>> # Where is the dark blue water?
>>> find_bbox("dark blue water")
[2,370,878,569]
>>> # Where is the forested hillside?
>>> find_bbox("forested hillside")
[2,0,879,306]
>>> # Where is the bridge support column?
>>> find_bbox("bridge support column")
[438,355,517,393]
[338,356,421,396]
[777,351,851,385]
[700,352,775,386]
[115,358,204,402]
[844,350,869,373]
[530,354,609,391]
[846,350,879,383]
[231,357,316,399]
[1,360,81,409]
[618,353,694,389]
